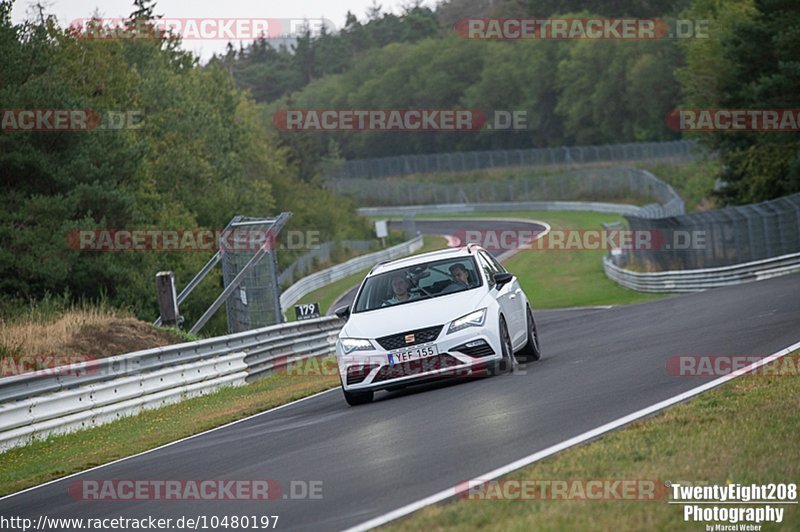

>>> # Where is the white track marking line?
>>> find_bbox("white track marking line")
[0,388,337,501]
[346,339,800,531]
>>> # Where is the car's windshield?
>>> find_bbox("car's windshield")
[353,256,482,313]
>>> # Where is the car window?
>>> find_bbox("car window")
[485,251,507,273]
[353,256,482,313]
[476,252,497,288]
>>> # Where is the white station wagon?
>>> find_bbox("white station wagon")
[334,244,541,405]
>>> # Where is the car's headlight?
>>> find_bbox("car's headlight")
[340,337,374,354]
[447,308,487,334]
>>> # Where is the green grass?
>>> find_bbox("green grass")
[155,325,200,343]
[415,211,665,308]
[386,352,800,531]
[0,368,340,496]
[288,269,372,321]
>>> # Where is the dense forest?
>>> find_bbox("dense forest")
[214,0,798,204]
[1,0,798,325]
[0,0,371,329]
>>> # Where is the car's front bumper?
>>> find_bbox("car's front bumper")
[337,327,502,392]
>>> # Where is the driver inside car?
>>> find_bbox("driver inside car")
[382,273,418,306]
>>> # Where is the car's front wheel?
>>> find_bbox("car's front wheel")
[517,305,541,362]
[490,316,518,375]
[342,387,374,406]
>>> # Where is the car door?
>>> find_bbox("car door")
[478,251,522,346]
[483,251,526,347]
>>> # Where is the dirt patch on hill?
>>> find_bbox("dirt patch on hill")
[1,309,188,376]
[63,318,186,359]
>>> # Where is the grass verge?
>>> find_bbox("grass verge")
[386,351,800,531]
[0,366,340,497]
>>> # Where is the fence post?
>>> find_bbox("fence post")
[156,271,180,328]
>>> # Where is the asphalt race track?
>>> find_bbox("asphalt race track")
[1,222,798,531]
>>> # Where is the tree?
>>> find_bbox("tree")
[678,0,800,204]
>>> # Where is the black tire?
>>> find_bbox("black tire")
[342,387,374,406]
[490,316,517,375]
[518,306,542,362]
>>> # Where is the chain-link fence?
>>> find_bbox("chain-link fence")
[325,140,697,179]
[221,215,290,333]
[327,167,684,217]
[618,193,800,271]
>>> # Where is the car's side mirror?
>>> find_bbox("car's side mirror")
[334,305,351,319]
[493,272,513,289]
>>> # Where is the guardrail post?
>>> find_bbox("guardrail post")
[156,271,180,328]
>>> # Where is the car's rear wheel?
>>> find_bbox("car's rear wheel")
[342,387,374,406]
[518,305,541,362]
[490,316,517,375]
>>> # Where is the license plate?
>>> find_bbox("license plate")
[388,344,438,364]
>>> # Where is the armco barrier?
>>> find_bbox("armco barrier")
[0,317,343,452]
[0,235,422,452]
[357,200,641,217]
[279,235,423,312]
[602,252,800,293]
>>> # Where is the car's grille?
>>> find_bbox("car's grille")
[376,325,443,351]
[346,365,379,385]
[454,340,495,358]
[372,353,462,382]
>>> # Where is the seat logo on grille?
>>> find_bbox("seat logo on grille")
[404,334,415,343]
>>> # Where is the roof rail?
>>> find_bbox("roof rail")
[369,259,392,274]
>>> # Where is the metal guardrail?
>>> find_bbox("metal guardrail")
[279,235,424,312]
[0,234,425,451]
[602,252,800,293]
[0,317,343,452]
[278,240,374,287]
[357,201,642,217]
